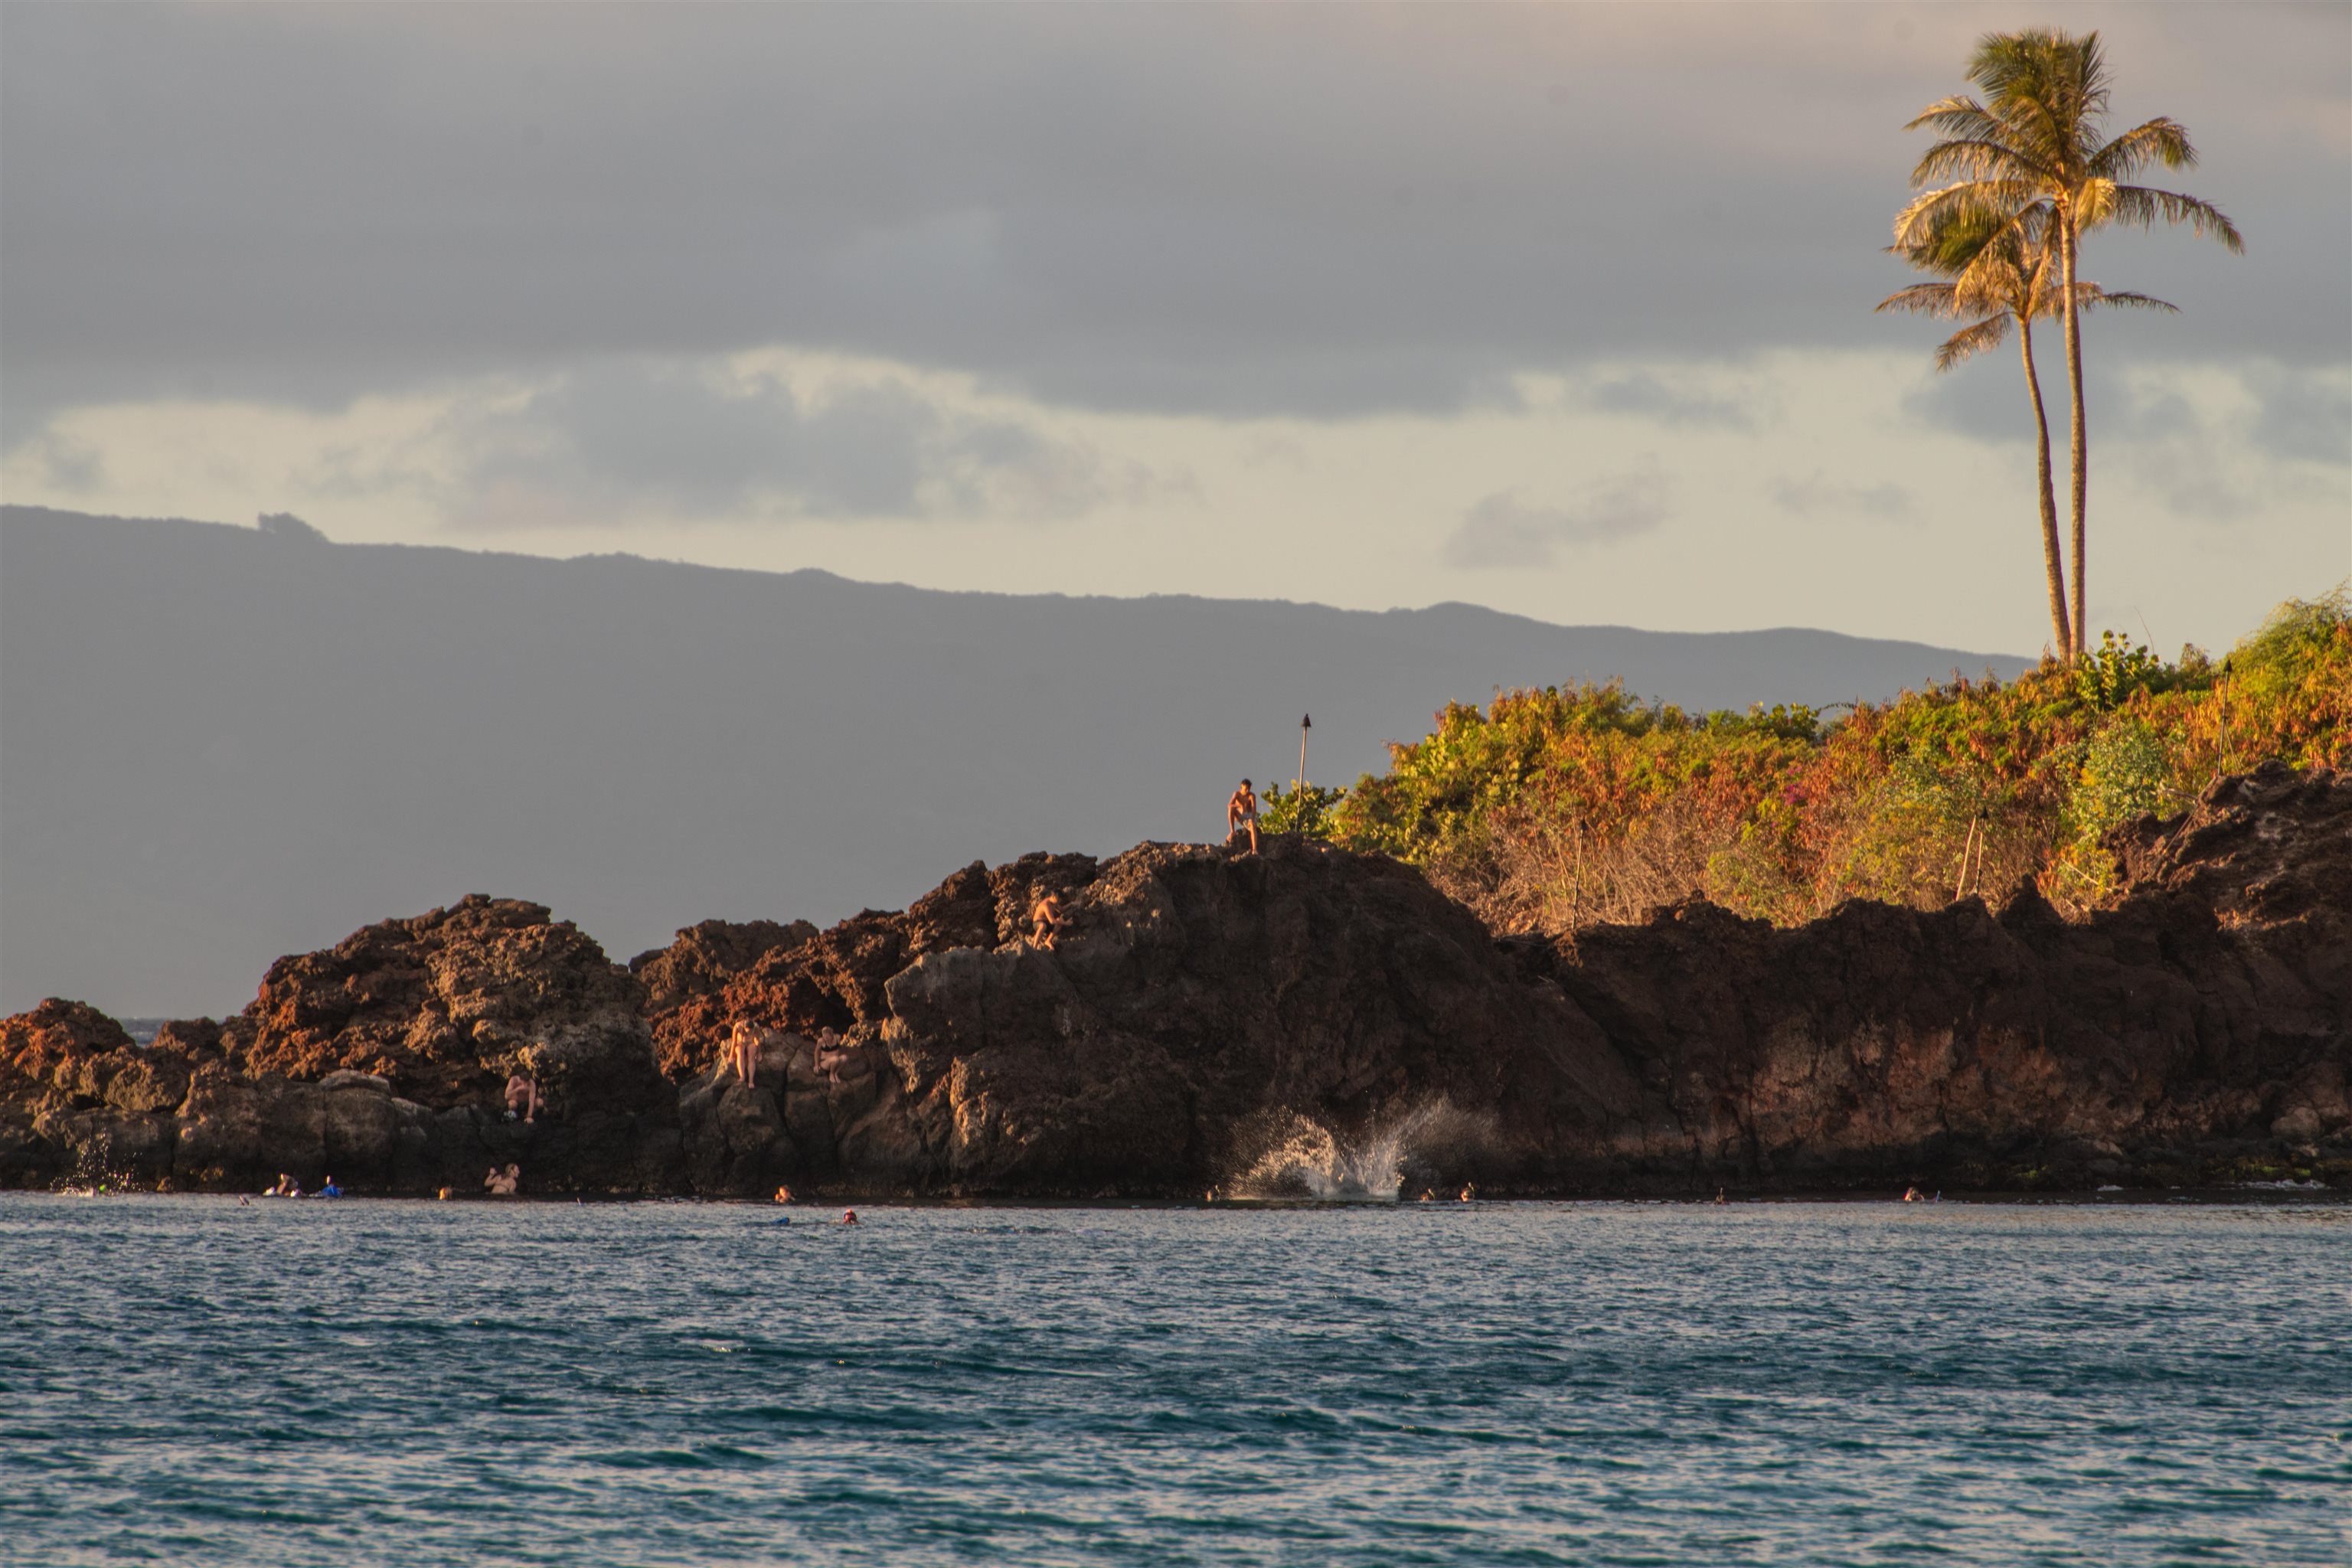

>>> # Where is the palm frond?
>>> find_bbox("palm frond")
[2076,288,2179,315]
[1876,283,1962,316]
[1911,137,2050,186]
[2067,31,2114,126]
[2102,185,2245,251]
[1892,184,2044,247]
[1936,313,2013,370]
[1967,30,2062,103]
[2092,117,2197,177]
[1904,96,2001,140]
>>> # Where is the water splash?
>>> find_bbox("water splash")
[1228,1102,1468,1201]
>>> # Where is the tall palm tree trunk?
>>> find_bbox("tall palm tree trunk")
[2017,315,2072,657]
[2060,218,2089,660]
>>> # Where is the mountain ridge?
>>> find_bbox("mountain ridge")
[2,504,2033,1014]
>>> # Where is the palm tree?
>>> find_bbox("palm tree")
[1896,28,2240,658]
[1878,210,2175,658]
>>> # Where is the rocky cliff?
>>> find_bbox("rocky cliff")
[4,764,2345,1197]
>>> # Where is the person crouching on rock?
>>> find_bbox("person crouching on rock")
[504,1070,541,1123]
[813,1026,852,1085]
[1227,779,1261,854]
[1030,892,1063,950]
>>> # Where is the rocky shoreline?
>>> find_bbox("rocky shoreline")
[5,763,2347,1199]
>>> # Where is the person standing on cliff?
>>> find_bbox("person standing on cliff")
[724,1019,763,1089]
[1227,779,1261,854]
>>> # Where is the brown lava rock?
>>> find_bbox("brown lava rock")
[235,893,658,1110]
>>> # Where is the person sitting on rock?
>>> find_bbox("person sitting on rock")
[485,1163,520,1196]
[1030,892,1063,950]
[504,1071,541,1123]
[1227,779,1261,854]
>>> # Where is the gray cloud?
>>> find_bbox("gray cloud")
[1769,472,1916,524]
[1446,468,1668,568]
[1902,355,2183,449]
[1586,372,1759,431]
[3,3,2340,444]
[2243,365,2352,467]
[433,358,1166,526]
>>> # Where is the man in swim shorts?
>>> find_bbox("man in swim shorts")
[1227,779,1261,854]
[504,1070,541,1123]
[1030,892,1063,950]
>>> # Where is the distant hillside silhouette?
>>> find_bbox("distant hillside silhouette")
[0,505,2031,1014]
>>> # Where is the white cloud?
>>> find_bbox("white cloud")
[2,348,2341,658]
[1768,471,1916,524]
[1446,466,1669,568]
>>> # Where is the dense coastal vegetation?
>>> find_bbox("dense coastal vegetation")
[1263,590,2350,936]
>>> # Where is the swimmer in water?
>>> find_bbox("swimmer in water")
[1714,1188,1728,1205]
[318,1177,343,1198]
[1902,1186,1924,1203]
[773,1185,793,1205]
[841,1209,860,1226]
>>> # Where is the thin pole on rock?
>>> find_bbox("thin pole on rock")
[1297,714,1312,792]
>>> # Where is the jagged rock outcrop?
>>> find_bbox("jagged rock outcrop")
[1,998,134,1089]
[4,766,2345,1197]
[2,896,679,1194]
[629,919,817,1020]
[235,893,658,1108]
[1511,762,2352,1190]
[662,841,1619,1194]
[642,853,1101,1080]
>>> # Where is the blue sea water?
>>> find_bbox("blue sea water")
[2,1196,2347,1567]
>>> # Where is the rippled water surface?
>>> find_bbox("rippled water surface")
[4,1197,2348,1566]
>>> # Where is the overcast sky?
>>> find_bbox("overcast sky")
[4,2,2346,655]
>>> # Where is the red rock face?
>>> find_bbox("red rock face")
[0,998,132,1090]
[234,893,653,1107]
[642,853,1099,1080]
[628,919,817,1017]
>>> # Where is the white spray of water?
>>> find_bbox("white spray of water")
[1228,1102,1464,1202]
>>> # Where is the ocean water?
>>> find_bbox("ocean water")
[2,1197,2347,1567]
